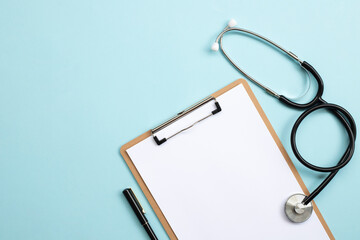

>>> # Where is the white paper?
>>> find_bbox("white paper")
[126,84,329,239]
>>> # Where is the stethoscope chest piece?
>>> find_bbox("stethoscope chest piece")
[285,194,313,223]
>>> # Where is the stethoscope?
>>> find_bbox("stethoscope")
[212,19,357,223]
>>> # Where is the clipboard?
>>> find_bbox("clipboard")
[120,79,334,240]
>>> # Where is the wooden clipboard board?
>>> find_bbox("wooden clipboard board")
[120,79,334,240]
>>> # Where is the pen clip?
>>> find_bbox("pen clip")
[129,188,146,214]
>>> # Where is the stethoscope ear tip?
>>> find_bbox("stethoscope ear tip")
[228,19,237,28]
[211,42,220,51]
[211,19,237,52]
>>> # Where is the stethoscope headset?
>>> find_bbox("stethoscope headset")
[212,19,356,223]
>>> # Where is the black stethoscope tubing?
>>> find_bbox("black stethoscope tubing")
[289,62,356,204]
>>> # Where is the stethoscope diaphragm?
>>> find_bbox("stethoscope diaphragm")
[285,194,313,223]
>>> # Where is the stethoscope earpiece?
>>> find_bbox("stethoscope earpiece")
[227,19,237,28]
[211,19,237,52]
[211,42,219,51]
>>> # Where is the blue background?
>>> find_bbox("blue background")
[1,0,359,239]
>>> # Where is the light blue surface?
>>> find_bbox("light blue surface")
[1,0,359,239]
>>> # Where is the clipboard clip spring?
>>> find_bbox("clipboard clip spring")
[151,96,222,145]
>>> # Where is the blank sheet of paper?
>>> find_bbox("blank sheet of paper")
[126,84,329,239]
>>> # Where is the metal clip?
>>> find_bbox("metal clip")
[151,96,222,145]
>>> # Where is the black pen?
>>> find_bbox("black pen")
[123,188,158,240]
